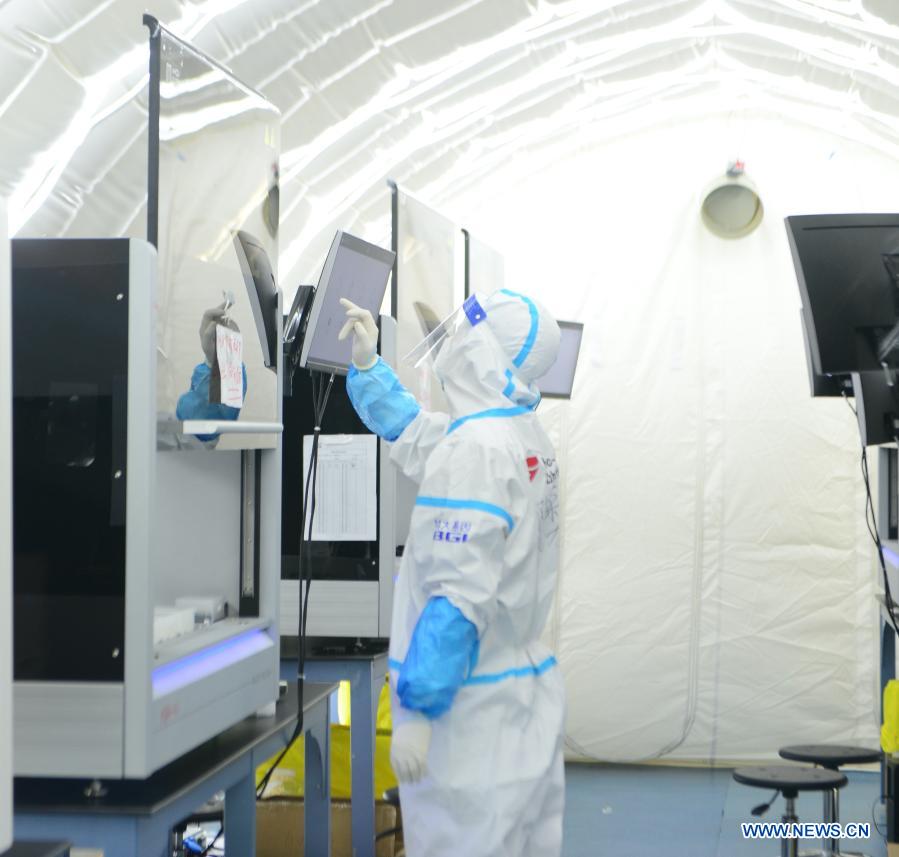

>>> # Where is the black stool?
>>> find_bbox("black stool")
[778,745,880,857]
[734,766,848,857]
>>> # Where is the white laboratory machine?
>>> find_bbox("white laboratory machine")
[12,237,283,779]
[1,200,13,849]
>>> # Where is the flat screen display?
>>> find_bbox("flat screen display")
[146,16,281,450]
[301,231,395,375]
[537,321,584,399]
[785,213,899,375]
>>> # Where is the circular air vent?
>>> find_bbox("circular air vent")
[701,163,764,239]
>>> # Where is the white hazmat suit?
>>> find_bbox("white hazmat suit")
[344,289,566,857]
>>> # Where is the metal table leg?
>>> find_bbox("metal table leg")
[305,693,332,857]
[224,769,256,856]
[305,654,388,857]
[882,619,895,801]
[351,661,377,857]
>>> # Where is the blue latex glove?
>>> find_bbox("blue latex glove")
[176,362,248,441]
[346,357,421,442]
[398,596,479,718]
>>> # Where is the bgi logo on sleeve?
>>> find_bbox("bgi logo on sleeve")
[433,517,473,543]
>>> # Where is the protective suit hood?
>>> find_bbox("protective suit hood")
[434,289,561,420]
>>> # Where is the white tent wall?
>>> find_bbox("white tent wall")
[7,1,899,281]
[444,114,885,761]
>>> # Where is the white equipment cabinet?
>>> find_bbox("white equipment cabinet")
[1,200,13,850]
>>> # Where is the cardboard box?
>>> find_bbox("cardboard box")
[888,843,899,857]
[257,798,397,857]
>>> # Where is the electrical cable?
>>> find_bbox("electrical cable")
[862,444,899,636]
[751,790,780,817]
[872,794,887,838]
[302,373,334,663]
[300,373,334,677]
[257,370,335,799]
[198,825,223,857]
[843,393,899,636]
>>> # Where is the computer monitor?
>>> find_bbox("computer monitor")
[785,214,899,374]
[799,309,853,398]
[537,321,584,399]
[284,285,314,354]
[233,231,279,369]
[300,231,395,375]
[283,285,314,395]
[852,371,899,446]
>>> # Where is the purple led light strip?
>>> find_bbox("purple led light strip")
[152,628,272,698]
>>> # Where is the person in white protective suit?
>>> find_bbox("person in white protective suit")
[338,289,565,857]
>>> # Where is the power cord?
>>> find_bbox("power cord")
[198,826,223,856]
[751,790,780,817]
[257,370,334,799]
[842,392,899,635]
[872,793,887,839]
[862,445,899,635]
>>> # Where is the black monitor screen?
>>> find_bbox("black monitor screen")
[786,214,899,374]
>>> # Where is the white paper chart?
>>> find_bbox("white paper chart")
[302,434,377,541]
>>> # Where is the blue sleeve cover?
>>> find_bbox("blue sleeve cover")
[346,357,421,442]
[397,596,479,719]
[175,362,248,441]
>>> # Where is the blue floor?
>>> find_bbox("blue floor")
[563,763,887,857]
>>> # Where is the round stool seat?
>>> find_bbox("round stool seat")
[779,744,881,769]
[733,765,847,796]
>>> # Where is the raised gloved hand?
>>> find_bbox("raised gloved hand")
[390,718,432,784]
[199,303,228,366]
[338,298,379,370]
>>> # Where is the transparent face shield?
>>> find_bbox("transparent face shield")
[402,294,488,369]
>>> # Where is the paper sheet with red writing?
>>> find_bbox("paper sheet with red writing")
[216,324,244,409]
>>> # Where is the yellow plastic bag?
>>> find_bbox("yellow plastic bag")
[883,679,899,752]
